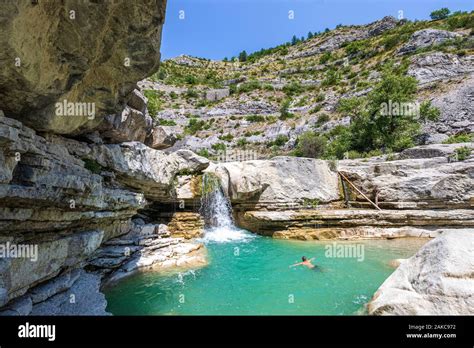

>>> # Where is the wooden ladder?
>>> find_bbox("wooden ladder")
[338,171,382,211]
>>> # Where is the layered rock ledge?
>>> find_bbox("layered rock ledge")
[0,113,209,315]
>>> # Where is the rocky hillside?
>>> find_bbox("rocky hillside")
[139,13,474,159]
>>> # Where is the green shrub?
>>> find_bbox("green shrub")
[196,149,210,158]
[185,88,200,99]
[293,132,327,158]
[279,99,294,120]
[184,75,198,85]
[185,118,206,135]
[156,118,177,126]
[283,81,304,96]
[83,158,103,174]
[319,52,332,64]
[268,135,289,147]
[310,105,322,114]
[302,198,319,208]
[382,34,400,50]
[443,133,473,144]
[455,146,472,161]
[212,143,226,152]
[219,134,234,142]
[236,138,248,147]
[245,115,266,123]
[321,69,341,87]
[315,113,330,127]
[447,12,474,30]
[238,80,261,93]
[143,90,163,116]
[315,94,325,102]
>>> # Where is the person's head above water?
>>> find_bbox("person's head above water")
[302,256,307,261]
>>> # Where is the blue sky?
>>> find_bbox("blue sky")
[161,0,474,60]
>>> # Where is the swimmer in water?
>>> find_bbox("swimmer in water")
[289,256,316,269]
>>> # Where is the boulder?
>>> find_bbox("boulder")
[99,90,153,143]
[146,126,178,150]
[0,0,166,134]
[399,29,461,55]
[369,230,474,315]
[205,88,230,101]
[166,212,205,239]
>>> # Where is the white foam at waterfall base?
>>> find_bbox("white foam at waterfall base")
[200,186,255,243]
[202,225,255,243]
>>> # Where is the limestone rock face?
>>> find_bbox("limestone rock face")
[398,143,472,159]
[420,76,474,141]
[368,230,474,315]
[399,29,461,55]
[237,209,474,240]
[30,270,110,316]
[288,16,397,59]
[0,230,104,305]
[207,156,339,209]
[99,90,153,143]
[0,0,166,134]
[88,143,209,200]
[166,212,205,239]
[0,114,209,312]
[408,52,474,84]
[339,144,474,209]
[90,220,207,286]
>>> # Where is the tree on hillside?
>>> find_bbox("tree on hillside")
[294,132,327,158]
[291,35,298,45]
[307,31,314,39]
[337,68,440,153]
[238,50,247,62]
[430,8,450,20]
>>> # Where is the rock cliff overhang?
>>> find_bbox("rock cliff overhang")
[0,0,167,135]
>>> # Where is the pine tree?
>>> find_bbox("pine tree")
[291,35,298,45]
[238,50,248,62]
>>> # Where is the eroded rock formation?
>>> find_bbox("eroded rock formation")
[0,113,209,315]
[368,230,474,315]
[0,0,166,134]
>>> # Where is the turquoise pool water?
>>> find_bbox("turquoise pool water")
[104,228,426,315]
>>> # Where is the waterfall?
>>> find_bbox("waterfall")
[199,173,254,243]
